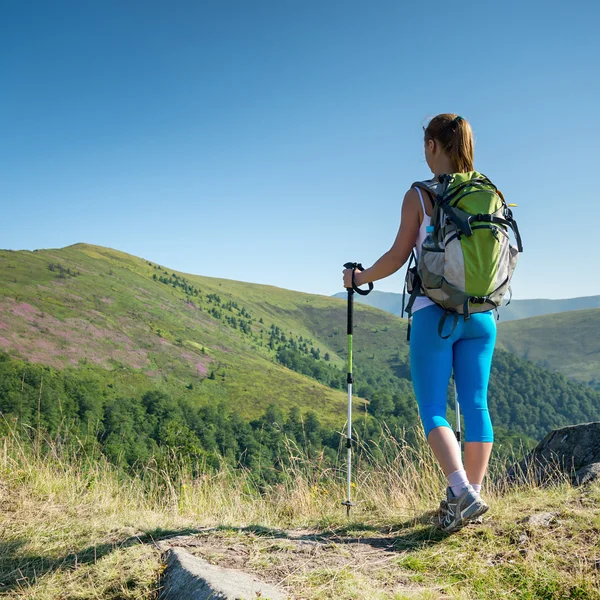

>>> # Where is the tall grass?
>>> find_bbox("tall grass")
[2,416,591,600]
[0,415,544,530]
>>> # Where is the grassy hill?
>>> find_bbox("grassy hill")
[1,243,599,454]
[496,309,600,389]
[1,243,375,426]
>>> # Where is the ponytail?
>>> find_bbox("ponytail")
[424,114,474,173]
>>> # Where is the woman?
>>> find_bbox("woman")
[343,114,494,532]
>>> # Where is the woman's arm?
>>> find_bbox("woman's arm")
[353,189,422,287]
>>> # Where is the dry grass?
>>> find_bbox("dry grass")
[1,423,600,599]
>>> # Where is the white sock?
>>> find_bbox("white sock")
[471,483,482,494]
[447,469,469,497]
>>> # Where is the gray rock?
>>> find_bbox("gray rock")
[519,512,557,528]
[160,547,288,600]
[506,422,600,486]
[574,462,600,485]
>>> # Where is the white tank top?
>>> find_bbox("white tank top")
[411,187,434,313]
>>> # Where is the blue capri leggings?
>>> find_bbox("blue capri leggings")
[410,304,496,443]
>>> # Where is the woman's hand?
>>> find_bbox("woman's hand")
[343,267,363,289]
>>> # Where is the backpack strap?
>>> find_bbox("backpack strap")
[411,178,441,198]
[404,274,422,320]
[470,212,523,252]
[412,176,452,234]
[438,311,460,340]
[402,251,421,342]
[440,204,474,237]
[505,286,513,306]
[462,296,500,321]
[505,209,524,252]
[444,177,496,207]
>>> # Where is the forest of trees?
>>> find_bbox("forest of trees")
[1,344,599,483]
[0,352,334,483]
[266,319,600,445]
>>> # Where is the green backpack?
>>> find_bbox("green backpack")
[403,171,523,338]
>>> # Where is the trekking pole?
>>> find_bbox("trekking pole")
[342,262,373,517]
[453,373,461,445]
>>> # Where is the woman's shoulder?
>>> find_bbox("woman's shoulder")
[403,185,434,218]
[403,186,421,203]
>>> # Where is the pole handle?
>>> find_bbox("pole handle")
[343,262,374,296]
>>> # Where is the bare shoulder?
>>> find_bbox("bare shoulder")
[402,187,423,221]
[403,187,421,205]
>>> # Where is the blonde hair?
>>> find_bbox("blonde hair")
[424,113,474,173]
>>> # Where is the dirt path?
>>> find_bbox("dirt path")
[157,516,451,599]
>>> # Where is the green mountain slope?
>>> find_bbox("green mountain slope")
[1,243,599,450]
[0,243,364,425]
[496,309,600,389]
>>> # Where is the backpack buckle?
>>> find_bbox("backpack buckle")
[475,214,492,223]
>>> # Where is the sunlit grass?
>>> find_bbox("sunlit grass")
[1,419,599,599]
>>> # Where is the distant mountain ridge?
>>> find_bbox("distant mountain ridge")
[331,290,600,322]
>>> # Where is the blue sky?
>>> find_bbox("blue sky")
[2,0,599,300]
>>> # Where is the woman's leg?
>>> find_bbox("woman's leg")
[464,442,493,485]
[452,311,497,487]
[411,306,490,530]
[427,425,463,476]
[410,305,462,475]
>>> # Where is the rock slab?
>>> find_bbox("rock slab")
[160,547,288,600]
[506,421,600,485]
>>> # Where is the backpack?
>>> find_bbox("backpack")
[403,171,523,339]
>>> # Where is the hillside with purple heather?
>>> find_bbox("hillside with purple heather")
[2,243,600,444]
[0,243,367,424]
